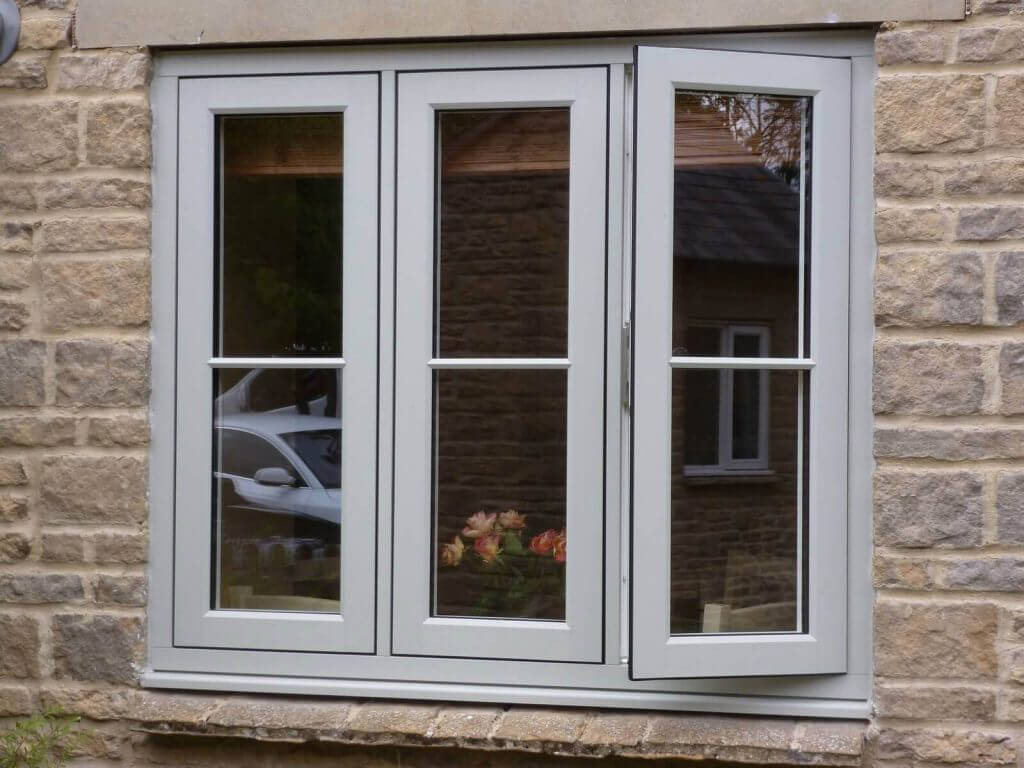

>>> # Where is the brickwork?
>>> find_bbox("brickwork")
[871,6,1024,766]
[1,2,1023,767]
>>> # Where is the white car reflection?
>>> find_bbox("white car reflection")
[215,412,341,526]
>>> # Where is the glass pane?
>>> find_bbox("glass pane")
[213,367,342,613]
[433,369,567,620]
[436,109,570,358]
[671,369,804,634]
[731,370,762,460]
[671,91,809,359]
[219,114,343,357]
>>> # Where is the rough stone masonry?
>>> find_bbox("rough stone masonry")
[1,0,1024,765]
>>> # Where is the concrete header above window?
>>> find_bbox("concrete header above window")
[76,0,963,49]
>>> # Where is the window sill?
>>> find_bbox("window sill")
[683,469,779,486]
[125,690,865,765]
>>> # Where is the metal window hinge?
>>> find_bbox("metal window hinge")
[621,320,632,409]
[965,0,972,16]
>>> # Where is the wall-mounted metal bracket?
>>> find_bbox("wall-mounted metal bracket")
[0,0,20,67]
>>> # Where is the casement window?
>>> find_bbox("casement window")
[149,35,875,715]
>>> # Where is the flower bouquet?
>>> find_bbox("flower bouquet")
[438,509,566,619]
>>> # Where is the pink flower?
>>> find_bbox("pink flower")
[552,530,567,564]
[440,536,465,567]
[498,509,527,530]
[474,534,502,564]
[462,511,496,539]
[530,529,559,556]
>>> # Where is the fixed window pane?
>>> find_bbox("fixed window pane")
[671,92,809,359]
[671,369,805,634]
[219,114,343,357]
[436,109,570,358]
[433,369,567,620]
[213,367,342,613]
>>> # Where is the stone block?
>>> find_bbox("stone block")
[875,471,983,548]
[876,75,985,153]
[0,101,78,172]
[959,26,1024,62]
[0,340,45,406]
[1001,343,1024,415]
[0,54,48,88]
[875,427,1024,461]
[88,417,149,447]
[58,51,151,90]
[875,683,996,720]
[0,686,34,716]
[0,258,33,290]
[0,532,30,562]
[942,558,1024,591]
[492,707,587,747]
[643,714,791,760]
[93,533,147,564]
[877,29,947,65]
[52,613,143,683]
[875,251,983,326]
[875,602,997,679]
[998,473,1024,543]
[55,339,149,407]
[0,416,77,447]
[995,75,1024,146]
[43,257,150,330]
[958,205,1024,241]
[578,713,648,750]
[37,177,150,209]
[430,706,502,742]
[0,298,30,330]
[0,574,84,603]
[946,158,1024,196]
[0,495,28,522]
[0,181,35,212]
[92,574,147,606]
[39,686,133,720]
[874,342,985,416]
[875,158,938,197]
[0,458,28,486]
[345,702,438,740]
[0,221,34,253]
[874,554,937,590]
[86,100,152,167]
[36,215,149,253]
[0,614,40,677]
[996,253,1024,325]
[207,697,349,735]
[876,727,1015,764]
[41,533,85,563]
[875,207,948,244]
[41,456,147,524]
[18,16,71,49]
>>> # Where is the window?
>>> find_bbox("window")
[151,36,874,715]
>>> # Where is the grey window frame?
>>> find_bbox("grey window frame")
[148,31,876,717]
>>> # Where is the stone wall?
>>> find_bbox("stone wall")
[871,3,1024,765]
[2,1,1024,766]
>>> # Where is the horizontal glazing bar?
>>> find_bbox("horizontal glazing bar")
[428,358,572,370]
[669,357,815,371]
[207,357,346,369]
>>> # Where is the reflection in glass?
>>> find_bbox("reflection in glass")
[214,368,341,613]
[671,91,809,359]
[219,114,343,357]
[671,370,804,635]
[436,109,570,358]
[433,370,567,620]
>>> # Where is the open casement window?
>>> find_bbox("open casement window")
[174,74,379,652]
[392,67,607,662]
[630,47,851,679]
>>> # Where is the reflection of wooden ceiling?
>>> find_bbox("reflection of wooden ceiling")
[222,106,773,177]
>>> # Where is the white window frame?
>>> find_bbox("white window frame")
[631,45,850,680]
[147,32,877,717]
[391,67,607,662]
[173,74,380,653]
[682,324,772,477]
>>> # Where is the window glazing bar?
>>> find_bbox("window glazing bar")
[428,358,571,370]
[207,357,347,369]
[669,357,815,370]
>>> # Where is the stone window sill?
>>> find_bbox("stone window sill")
[123,691,866,765]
